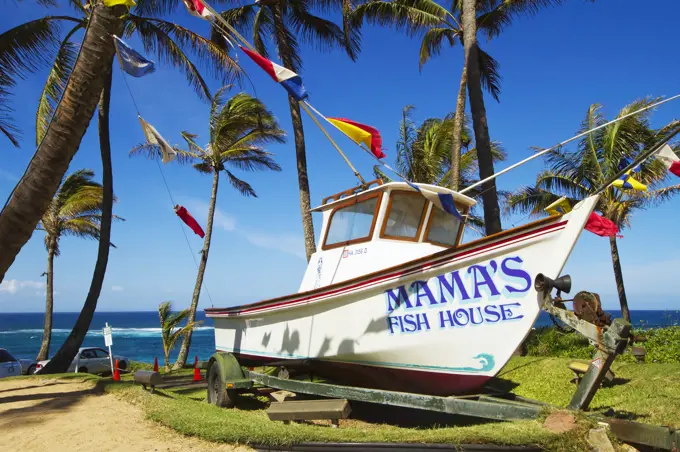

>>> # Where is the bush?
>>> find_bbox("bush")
[524,326,680,364]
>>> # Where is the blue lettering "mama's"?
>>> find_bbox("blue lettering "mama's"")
[384,256,531,313]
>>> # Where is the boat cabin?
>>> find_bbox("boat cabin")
[298,180,476,292]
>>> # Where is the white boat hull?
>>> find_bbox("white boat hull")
[207,196,599,395]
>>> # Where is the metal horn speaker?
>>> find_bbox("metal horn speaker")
[534,273,572,294]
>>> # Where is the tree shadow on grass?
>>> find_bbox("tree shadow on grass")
[0,381,68,394]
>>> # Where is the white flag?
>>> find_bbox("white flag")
[138,116,176,164]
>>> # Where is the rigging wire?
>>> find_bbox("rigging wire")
[118,64,215,306]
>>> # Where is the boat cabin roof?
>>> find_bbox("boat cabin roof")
[311,180,476,212]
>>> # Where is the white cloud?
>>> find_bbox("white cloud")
[176,196,305,258]
[243,231,305,259]
[111,285,124,292]
[0,279,45,295]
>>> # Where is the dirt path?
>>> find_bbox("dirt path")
[0,378,249,452]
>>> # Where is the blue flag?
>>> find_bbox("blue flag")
[113,35,155,77]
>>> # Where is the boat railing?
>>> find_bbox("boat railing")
[321,179,383,205]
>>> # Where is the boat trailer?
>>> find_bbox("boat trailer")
[206,274,678,450]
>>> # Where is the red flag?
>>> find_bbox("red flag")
[670,161,680,177]
[584,212,618,237]
[174,205,205,238]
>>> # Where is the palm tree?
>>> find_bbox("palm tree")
[376,105,506,229]
[132,87,285,368]
[158,301,201,372]
[35,169,111,361]
[4,0,241,373]
[352,0,563,231]
[505,98,680,323]
[0,0,241,283]
[219,0,360,261]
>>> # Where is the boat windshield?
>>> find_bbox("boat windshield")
[324,194,380,248]
[426,207,463,246]
[381,191,427,240]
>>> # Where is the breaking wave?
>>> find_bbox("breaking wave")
[0,326,214,337]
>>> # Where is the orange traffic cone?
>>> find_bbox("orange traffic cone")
[193,356,201,382]
[153,357,159,372]
[113,359,120,381]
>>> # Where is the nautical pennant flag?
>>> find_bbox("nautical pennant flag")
[239,46,308,101]
[138,116,177,164]
[113,36,155,78]
[174,205,205,238]
[183,0,214,19]
[327,118,386,159]
[612,171,647,191]
[406,182,463,220]
[104,0,136,7]
[612,157,646,191]
[544,197,572,215]
[584,212,619,238]
[655,144,680,177]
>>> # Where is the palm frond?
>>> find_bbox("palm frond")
[224,149,282,172]
[36,25,82,145]
[225,170,257,197]
[127,16,243,101]
[419,27,457,69]
[477,46,501,102]
[350,0,444,37]
[341,0,362,61]
[373,164,393,182]
[129,143,199,164]
[252,7,274,56]
[133,0,180,18]
[193,161,214,174]
[288,0,345,53]
[476,5,511,39]
[213,5,258,53]
[504,185,561,217]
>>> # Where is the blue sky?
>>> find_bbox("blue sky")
[1,0,679,314]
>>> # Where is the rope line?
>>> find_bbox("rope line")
[118,64,214,306]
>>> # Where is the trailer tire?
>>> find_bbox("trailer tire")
[207,362,236,408]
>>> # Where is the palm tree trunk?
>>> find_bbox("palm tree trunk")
[461,0,501,235]
[38,66,115,374]
[272,4,316,262]
[609,235,631,324]
[37,239,56,361]
[0,3,125,283]
[174,170,219,369]
[450,62,467,191]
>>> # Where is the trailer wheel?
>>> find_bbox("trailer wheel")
[207,362,236,408]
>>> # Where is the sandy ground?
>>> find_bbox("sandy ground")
[0,378,249,452]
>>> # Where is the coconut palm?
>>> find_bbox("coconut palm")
[375,105,506,230]
[35,169,112,361]
[158,301,201,372]
[352,0,564,231]
[3,0,242,373]
[505,98,680,323]
[0,0,240,283]
[218,0,360,261]
[131,87,285,368]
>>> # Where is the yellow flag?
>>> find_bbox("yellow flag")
[104,0,136,7]
[612,172,647,191]
[545,197,572,215]
[327,118,372,149]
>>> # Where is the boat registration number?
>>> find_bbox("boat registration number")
[343,247,368,258]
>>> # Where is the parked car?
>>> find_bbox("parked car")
[18,358,37,375]
[0,348,22,379]
[35,347,129,375]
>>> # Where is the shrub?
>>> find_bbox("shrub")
[524,326,680,364]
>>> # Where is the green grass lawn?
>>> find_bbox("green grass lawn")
[20,357,680,450]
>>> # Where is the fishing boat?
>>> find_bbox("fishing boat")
[206,179,600,396]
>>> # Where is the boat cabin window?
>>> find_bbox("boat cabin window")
[425,206,465,246]
[380,191,427,241]
[324,194,381,249]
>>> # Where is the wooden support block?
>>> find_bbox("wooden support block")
[267,399,351,425]
[568,362,615,384]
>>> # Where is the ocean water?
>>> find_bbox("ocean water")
[0,310,678,362]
